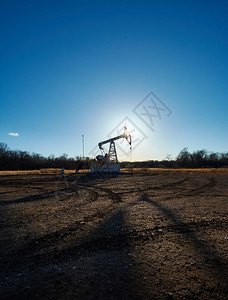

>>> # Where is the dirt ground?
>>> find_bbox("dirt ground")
[0,172,227,299]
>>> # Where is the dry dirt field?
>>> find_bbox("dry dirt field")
[0,171,227,299]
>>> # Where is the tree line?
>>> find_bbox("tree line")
[0,143,227,171]
[175,147,228,168]
[121,147,228,169]
[0,143,89,171]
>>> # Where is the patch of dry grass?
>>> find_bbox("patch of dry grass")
[128,168,228,174]
[0,169,84,176]
[0,167,227,176]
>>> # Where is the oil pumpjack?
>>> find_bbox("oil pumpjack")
[90,127,131,173]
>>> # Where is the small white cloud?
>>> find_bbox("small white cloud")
[8,132,19,136]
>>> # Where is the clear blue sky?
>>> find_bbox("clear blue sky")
[1,0,227,161]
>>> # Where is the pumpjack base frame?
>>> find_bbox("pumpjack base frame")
[90,162,120,173]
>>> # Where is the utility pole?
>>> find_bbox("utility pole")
[82,134,84,160]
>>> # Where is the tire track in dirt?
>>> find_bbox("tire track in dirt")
[55,186,99,205]
[70,173,122,203]
[24,216,228,265]
[57,182,121,205]
[41,178,218,258]
[142,176,215,195]
[145,176,217,201]
[66,177,122,204]
[0,176,57,187]
[117,178,190,195]
[134,176,215,196]
[1,205,123,270]
[88,185,122,203]
[6,214,227,264]
[0,190,57,206]
[1,204,227,295]
[54,173,122,204]
[10,185,122,254]
[182,176,216,196]
[6,178,122,254]
[172,176,216,200]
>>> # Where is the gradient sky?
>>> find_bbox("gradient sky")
[1,0,227,161]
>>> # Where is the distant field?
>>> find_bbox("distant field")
[0,167,228,175]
